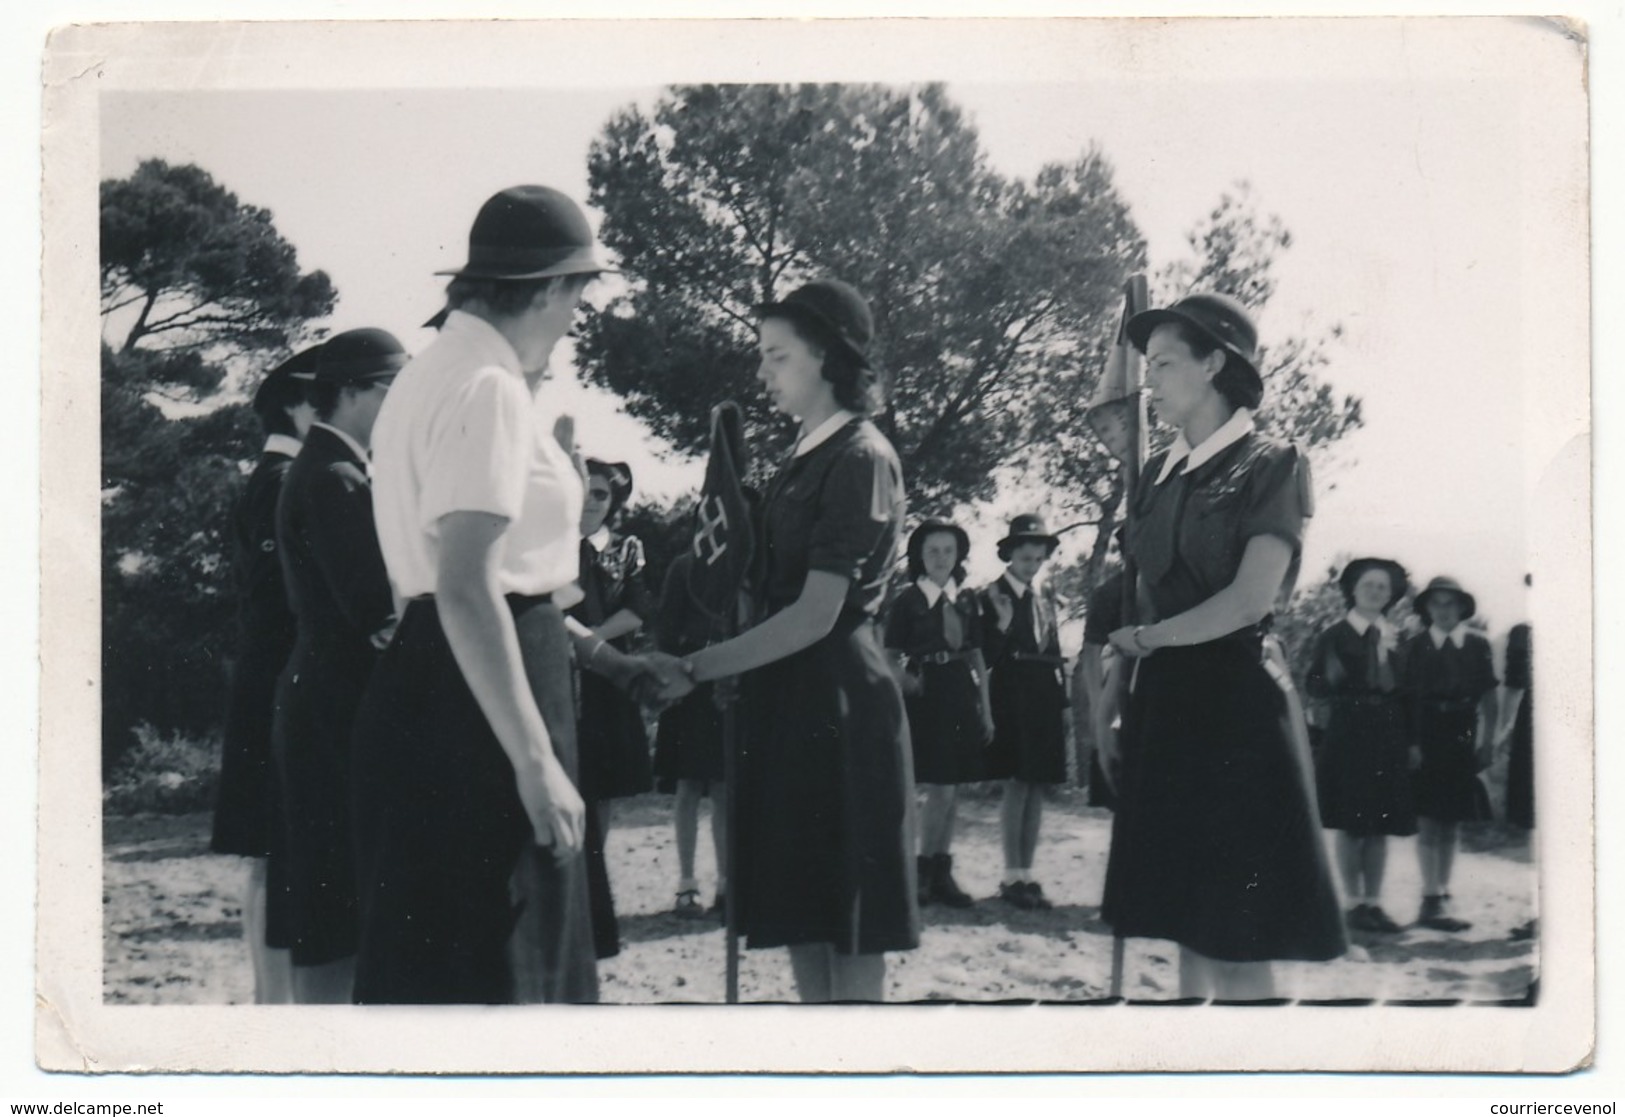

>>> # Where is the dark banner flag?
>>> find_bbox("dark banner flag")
[686,400,754,635]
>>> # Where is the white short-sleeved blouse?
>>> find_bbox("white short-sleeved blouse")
[370,310,584,600]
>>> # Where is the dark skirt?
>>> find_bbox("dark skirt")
[984,660,1068,784]
[1314,696,1418,837]
[212,642,287,858]
[906,659,986,786]
[1413,703,1492,823]
[269,637,374,966]
[350,596,597,1004]
[1506,707,1534,831]
[577,672,653,800]
[652,685,725,790]
[737,612,920,955]
[1102,638,1347,963]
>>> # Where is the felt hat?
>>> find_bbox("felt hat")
[1337,557,1410,613]
[997,514,1060,563]
[906,519,971,581]
[436,185,615,281]
[756,279,874,369]
[584,458,634,517]
[1127,292,1263,408]
[1414,575,1478,626]
[313,328,408,385]
[251,345,320,417]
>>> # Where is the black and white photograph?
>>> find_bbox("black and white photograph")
[33,12,1596,1076]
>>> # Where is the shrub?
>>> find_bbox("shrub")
[103,724,221,816]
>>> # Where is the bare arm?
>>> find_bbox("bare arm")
[684,571,849,682]
[1110,535,1294,655]
[592,608,644,644]
[437,511,585,855]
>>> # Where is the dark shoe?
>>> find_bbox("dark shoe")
[1364,905,1403,934]
[1346,904,1375,932]
[674,889,705,920]
[999,881,1035,910]
[1024,881,1054,911]
[711,892,727,921]
[916,856,935,907]
[1418,894,1471,932]
[930,854,975,908]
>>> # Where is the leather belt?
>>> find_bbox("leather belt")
[916,649,972,666]
[1010,651,1067,666]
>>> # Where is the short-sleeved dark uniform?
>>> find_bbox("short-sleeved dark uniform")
[651,553,725,789]
[570,532,655,801]
[883,581,987,786]
[981,575,1068,785]
[214,445,298,862]
[1403,627,1497,824]
[271,425,396,967]
[1081,571,1126,810]
[1102,433,1346,963]
[1503,623,1534,830]
[738,418,919,955]
[1305,619,1417,837]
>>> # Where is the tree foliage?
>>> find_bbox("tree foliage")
[101,160,335,762]
[580,83,1146,512]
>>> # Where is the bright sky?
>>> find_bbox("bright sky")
[94,20,1581,634]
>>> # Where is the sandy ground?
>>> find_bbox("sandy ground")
[103,791,1537,1005]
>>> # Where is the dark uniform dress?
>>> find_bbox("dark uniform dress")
[651,553,725,791]
[1305,618,1417,837]
[737,418,919,956]
[981,575,1068,785]
[570,532,655,800]
[1404,627,1497,824]
[883,581,987,786]
[212,442,298,948]
[1081,572,1125,810]
[270,425,395,968]
[1101,432,1346,963]
[1503,623,1534,830]
[214,444,298,857]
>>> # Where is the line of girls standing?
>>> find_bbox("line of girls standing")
[1305,563,1534,938]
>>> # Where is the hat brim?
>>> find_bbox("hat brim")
[908,522,971,562]
[1415,587,1477,623]
[755,300,872,369]
[1127,306,1263,397]
[434,248,618,281]
[1339,558,1410,612]
[997,533,1060,558]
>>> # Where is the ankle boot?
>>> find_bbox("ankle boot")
[930,853,975,908]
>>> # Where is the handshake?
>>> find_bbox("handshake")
[598,648,697,710]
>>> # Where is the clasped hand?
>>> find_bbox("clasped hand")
[621,651,696,709]
[1107,625,1153,658]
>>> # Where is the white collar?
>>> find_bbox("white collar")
[793,410,860,458]
[264,433,302,459]
[1156,408,1256,484]
[311,420,370,466]
[1002,571,1031,597]
[916,576,960,607]
[1345,610,1393,637]
[1430,624,1468,649]
[586,526,612,551]
[443,309,524,379]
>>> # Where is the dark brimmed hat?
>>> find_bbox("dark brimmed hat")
[997,514,1060,563]
[436,185,616,282]
[1414,575,1477,626]
[584,458,634,516]
[252,346,319,416]
[756,279,873,369]
[906,519,971,580]
[1338,557,1409,613]
[314,328,408,385]
[1127,292,1263,408]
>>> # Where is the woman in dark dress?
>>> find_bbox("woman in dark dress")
[884,520,994,909]
[1499,608,1534,940]
[683,279,917,1002]
[652,551,729,917]
[211,347,316,1005]
[270,328,403,1002]
[1403,575,1498,932]
[1305,557,1415,935]
[1104,292,1345,1000]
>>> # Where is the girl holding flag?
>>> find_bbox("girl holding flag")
[682,279,917,1003]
